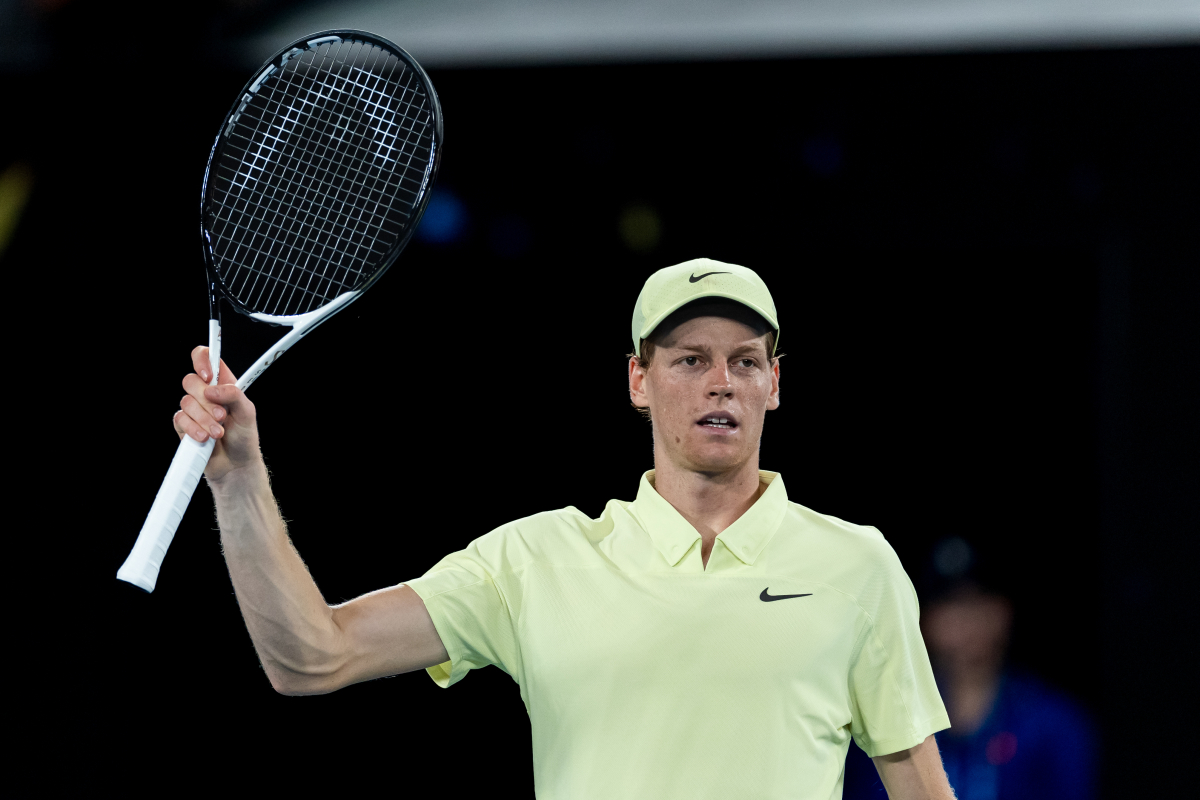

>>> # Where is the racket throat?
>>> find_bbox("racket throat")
[236,290,361,392]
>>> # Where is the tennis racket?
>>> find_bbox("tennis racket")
[118,30,442,592]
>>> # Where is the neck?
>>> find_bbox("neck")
[650,451,765,548]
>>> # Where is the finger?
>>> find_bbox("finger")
[190,347,241,386]
[174,408,212,443]
[182,373,228,422]
[180,393,225,440]
[201,382,253,418]
[172,411,186,441]
[191,346,214,383]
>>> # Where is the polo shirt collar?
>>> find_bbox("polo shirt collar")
[631,470,789,567]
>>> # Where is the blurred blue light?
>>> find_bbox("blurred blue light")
[416,188,469,245]
[802,135,843,176]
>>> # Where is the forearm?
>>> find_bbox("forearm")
[873,735,957,800]
[210,458,345,693]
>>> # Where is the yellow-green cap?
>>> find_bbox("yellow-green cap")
[631,258,779,356]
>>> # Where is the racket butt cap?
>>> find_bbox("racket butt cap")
[115,565,155,593]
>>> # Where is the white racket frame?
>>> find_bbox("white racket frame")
[117,291,359,592]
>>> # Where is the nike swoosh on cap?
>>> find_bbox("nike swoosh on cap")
[689,271,731,282]
[759,588,813,602]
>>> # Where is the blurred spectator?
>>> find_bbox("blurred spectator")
[843,537,1097,800]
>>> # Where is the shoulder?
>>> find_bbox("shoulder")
[775,501,913,608]
[781,501,900,572]
[784,502,887,544]
[454,505,616,574]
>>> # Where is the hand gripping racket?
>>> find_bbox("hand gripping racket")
[118,30,442,592]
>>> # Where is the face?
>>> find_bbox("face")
[628,315,780,476]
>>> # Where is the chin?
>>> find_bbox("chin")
[683,447,751,474]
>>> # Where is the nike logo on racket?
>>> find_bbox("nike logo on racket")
[689,271,730,282]
[760,588,813,602]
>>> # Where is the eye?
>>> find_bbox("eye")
[683,356,699,366]
[737,358,756,368]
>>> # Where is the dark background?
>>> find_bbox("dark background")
[6,6,1196,794]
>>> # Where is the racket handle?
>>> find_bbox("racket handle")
[117,434,216,592]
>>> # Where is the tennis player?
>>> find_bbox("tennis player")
[174,259,955,799]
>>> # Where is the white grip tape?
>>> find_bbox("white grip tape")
[117,321,222,592]
[117,435,216,592]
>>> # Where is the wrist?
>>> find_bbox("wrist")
[208,455,270,498]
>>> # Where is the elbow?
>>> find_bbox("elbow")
[270,678,309,697]
[262,633,350,696]
[266,666,338,697]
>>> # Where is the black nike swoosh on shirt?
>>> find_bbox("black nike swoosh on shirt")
[689,271,731,282]
[760,588,814,602]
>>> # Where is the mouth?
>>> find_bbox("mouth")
[696,413,739,431]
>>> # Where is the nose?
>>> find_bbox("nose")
[707,363,733,398]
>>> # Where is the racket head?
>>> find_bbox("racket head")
[200,30,442,322]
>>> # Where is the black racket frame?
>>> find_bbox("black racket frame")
[198,29,443,326]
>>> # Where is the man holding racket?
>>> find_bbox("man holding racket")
[175,258,954,799]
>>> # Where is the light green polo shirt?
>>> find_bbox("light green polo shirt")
[404,471,949,799]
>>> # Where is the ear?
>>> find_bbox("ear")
[766,357,781,410]
[629,356,650,409]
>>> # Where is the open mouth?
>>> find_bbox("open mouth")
[697,413,739,430]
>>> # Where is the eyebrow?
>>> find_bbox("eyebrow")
[666,340,769,357]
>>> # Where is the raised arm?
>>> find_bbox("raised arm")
[174,347,448,695]
[871,735,956,800]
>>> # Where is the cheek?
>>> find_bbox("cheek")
[650,375,690,411]
[743,379,773,413]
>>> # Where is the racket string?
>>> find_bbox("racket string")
[213,60,405,307]
[207,38,435,317]
[220,41,412,311]
[212,42,343,310]
[264,43,421,313]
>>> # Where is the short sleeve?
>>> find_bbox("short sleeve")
[403,531,521,689]
[847,538,950,757]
